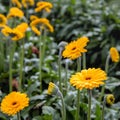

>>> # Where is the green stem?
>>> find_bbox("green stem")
[9,41,16,92]
[88,90,91,120]
[58,48,62,93]
[76,57,81,120]
[59,91,66,120]
[83,53,86,69]
[0,37,4,72]
[65,60,68,95]
[42,30,47,62]
[19,39,24,91]
[76,90,80,120]
[39,34,42,93]
[99,55,110,102]
[101,98,105,120]
[17,112,21,120]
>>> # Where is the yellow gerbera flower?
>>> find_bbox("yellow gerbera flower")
[0,14,7,25]
[35,1,53,13]
[30,18,54,34]
[110,47,119,62]
[22,0,34,8]
[106,94,115,106]
[30,15,39,21]
[62,36,89,60]
[47,82,59,95]
[7,7,24,19]
[2,27,24,41]
[15,22,28,33]
[70,68,107,90]
[0,92,29,116]
[1,23,28,41]
[11,0,22,8]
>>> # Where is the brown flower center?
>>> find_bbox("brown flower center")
[85,77,91,80]
[110,97,114,102]
[72,47,76,50]
[12,102,17,105]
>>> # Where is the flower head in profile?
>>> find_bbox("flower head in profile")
[70,68,107,90]
[48,82,59,95]
[35,1,53,13]
[1,23,28,41]
[106,94,115,106]
[7,7,24,19]
[30,18,54,35]
[0,14,7,25]
[110,47,119,62]
[0,92,29,116]
[22,0,34,8]
[11,0,22,8]
[62,36,89,60]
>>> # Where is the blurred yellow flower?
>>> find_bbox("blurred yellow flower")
[106,94,115,106]
[30,18,54,35]
[7,7,24,19]
[1,23,28,41]
[11,0,22,8]
[22,0,34,8]
[62,36,89,60]
[70,68,107,90]
[31,26,41,35]
[0,92,29,116]
[0,14,7,25]
[110,47,119,62]
[35,1,53,13]
[15,22,28,33]
[48,82,59,95]
[30,15,39,21]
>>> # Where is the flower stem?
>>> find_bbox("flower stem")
[17,112,21,120]
[65,60,68,95]
[59,91,66,120]
[99,55,110,102]
[101,98,105,120]
[42,30,46,62]
[58,48,62,93]
[76,90,80,120]
[39,34,42,93]
[76,57,81,120]
[83,53,86,69]
[19,39,24,91]
[9,41,16,92]
[88,90,91,120]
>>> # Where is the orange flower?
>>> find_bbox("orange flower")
[35,1,53,13]
[62,37,89,60]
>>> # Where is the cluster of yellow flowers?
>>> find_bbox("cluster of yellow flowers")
[0,0,54,117]
[11,0,34,8]
[0,0,54,40]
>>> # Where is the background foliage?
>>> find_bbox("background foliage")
[0,0,120,120]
